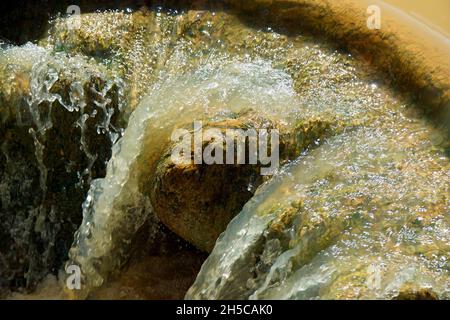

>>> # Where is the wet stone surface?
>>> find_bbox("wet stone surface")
[0,7,448,299]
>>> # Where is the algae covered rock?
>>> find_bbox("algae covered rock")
[395,285,438,300]
[0,3,445,301]
[66,57,310,297]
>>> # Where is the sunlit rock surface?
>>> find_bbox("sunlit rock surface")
[151,111,358,253]
[187,114,449,299]
[0,43,124,291]
[68,58,307,298]
[66,10,448,298]
[151,112,271,253]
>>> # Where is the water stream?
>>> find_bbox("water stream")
[0,5,448,299]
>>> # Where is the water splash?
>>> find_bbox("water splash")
[1,8,448,300]
[0,42,125,290]
[68,58,304,297]
[187,118,449,299]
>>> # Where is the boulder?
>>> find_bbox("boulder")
[151,112,274,252]
[0,47,125,291]
[186,125,450,299]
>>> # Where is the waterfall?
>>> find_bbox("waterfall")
[67,59,302,297]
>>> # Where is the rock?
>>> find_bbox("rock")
[186,125,450,300]
[395,285,438,300]
[0,1,448,301]
[151,112,275,252]
[0,46,125,291]
[150,109,355,253]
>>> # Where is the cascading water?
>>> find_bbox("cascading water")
[0,42,125,292]
[187,120,449,299]
[0,5,448,299]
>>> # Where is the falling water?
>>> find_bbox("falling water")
[0,7,448,299]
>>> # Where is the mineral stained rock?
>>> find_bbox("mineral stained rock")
[65,7,446,298]
[66,58,306,298]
